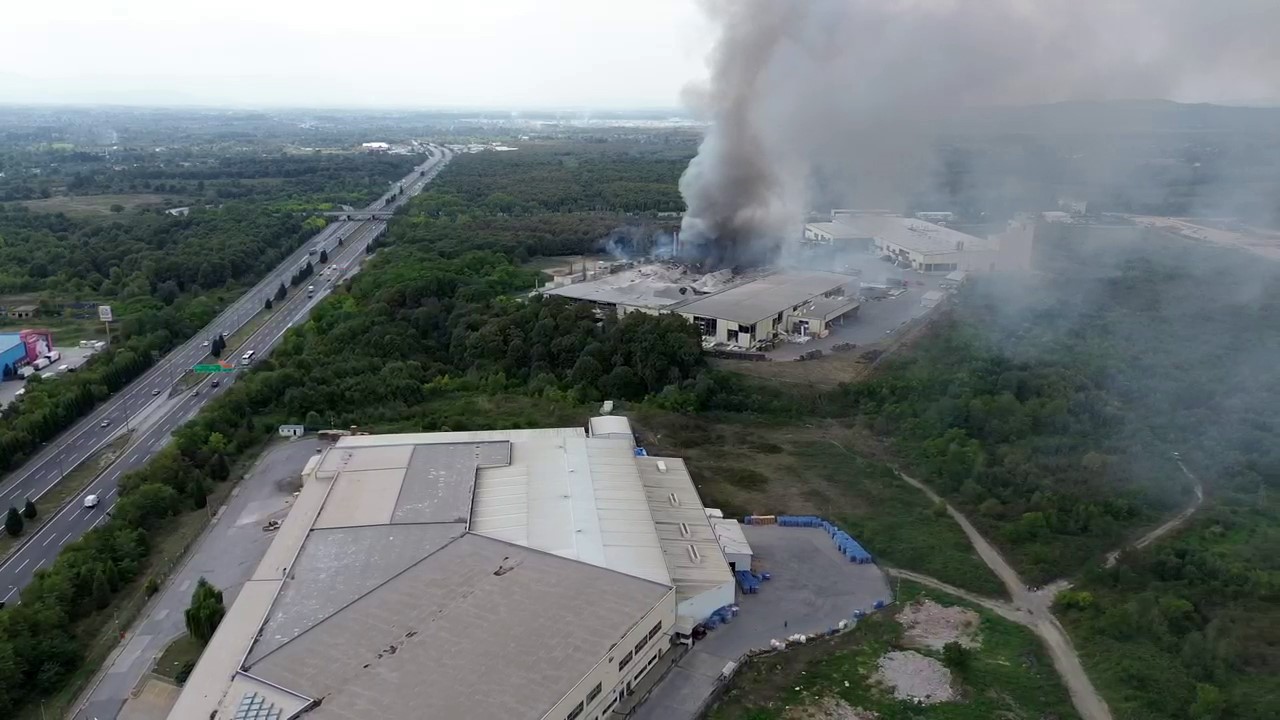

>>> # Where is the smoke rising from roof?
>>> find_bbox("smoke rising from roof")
[677,0,1280,266]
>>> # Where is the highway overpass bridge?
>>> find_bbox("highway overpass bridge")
[316,211,395,220]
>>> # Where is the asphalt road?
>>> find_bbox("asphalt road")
[75,437,323,720]
[0,146,452,603]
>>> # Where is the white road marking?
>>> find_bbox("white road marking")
[7,487,22,499]
[62,532,74,544]
[34,559,45,571]
[2,588,15,602]
[16,558,29,572]
[42,533,56,547]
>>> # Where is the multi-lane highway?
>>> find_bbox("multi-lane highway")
[0,146,452,602]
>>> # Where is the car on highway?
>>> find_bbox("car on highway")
[211,379,220,388]
[99,419,111,428]
[83,494,100,509]
[202,340,210,347]
[191,389,200,397]
[152,388,161,396]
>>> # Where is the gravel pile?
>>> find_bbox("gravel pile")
[873,650,956,704]
[898,599,981,650]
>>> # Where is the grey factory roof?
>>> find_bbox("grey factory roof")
[172,418,726,720]
[805,221,872,239]
[833,214,994,255]
[672,270,855,326]
[248,533,670,720]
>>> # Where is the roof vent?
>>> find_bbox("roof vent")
[687,544,701,563]
[679,522,691,537]
[668,492,680,507]
[656,460,668,473]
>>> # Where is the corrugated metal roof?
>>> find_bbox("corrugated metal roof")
[673,271,855,326]
[469,429,672,587]
[634,456,735,602]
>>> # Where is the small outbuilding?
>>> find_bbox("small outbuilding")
[709,515,753,572]
[278,424,305,438]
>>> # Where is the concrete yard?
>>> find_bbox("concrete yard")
[630,525,891,720]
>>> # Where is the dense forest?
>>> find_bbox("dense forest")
[414,144,688,215]
[0,153,415,477]
[0,143,418,206]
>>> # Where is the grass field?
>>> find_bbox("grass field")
[22,193,183,218]
[709,580,1078,720]
[635,411,1005,597]
[153,633,201,683]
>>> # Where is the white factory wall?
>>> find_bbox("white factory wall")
[544,590,676,720]
[677,580,736,633]
[725,551,752,572]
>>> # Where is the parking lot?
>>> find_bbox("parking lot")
[630,524,891,720]
[0,345,102,409]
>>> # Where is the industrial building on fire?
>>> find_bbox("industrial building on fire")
[545,268,861,346]
[170,416,739,720]
[672,270,859,345]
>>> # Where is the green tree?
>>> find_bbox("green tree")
[1189,683,1225,720]
[92,569,111,609]
[109,204,124,213]
[275,283,287,301]
[185,577,226,644]
[21,499,36,519]
[319,249,328,264]
[264,297,273,310]
[4,506,22,536]
[207,454,230,482]
[942,641,971,673]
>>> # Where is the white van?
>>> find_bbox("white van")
[240,350,256,366]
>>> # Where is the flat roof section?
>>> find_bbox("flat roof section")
[833,213,995,255]
[673,271,855,327]
[545,264,700,310]
[806,221,872,239]
[392,441,509,524]
[245,522,467,664]
[249,533,672,720]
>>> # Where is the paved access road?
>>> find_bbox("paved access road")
[0,147,452,603]
[74,437,324,720]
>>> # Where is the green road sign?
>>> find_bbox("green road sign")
[192,363,236,373]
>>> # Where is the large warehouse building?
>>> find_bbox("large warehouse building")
[828,211,1034,273]
[0,334,25,377]
[671,270,859,345]
[170,416,734,720]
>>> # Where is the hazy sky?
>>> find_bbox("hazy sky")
[3,0,1278,110]
[0,0,711,109]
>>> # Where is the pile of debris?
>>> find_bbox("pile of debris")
[872,650,955,704]
[897,599,981,651]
